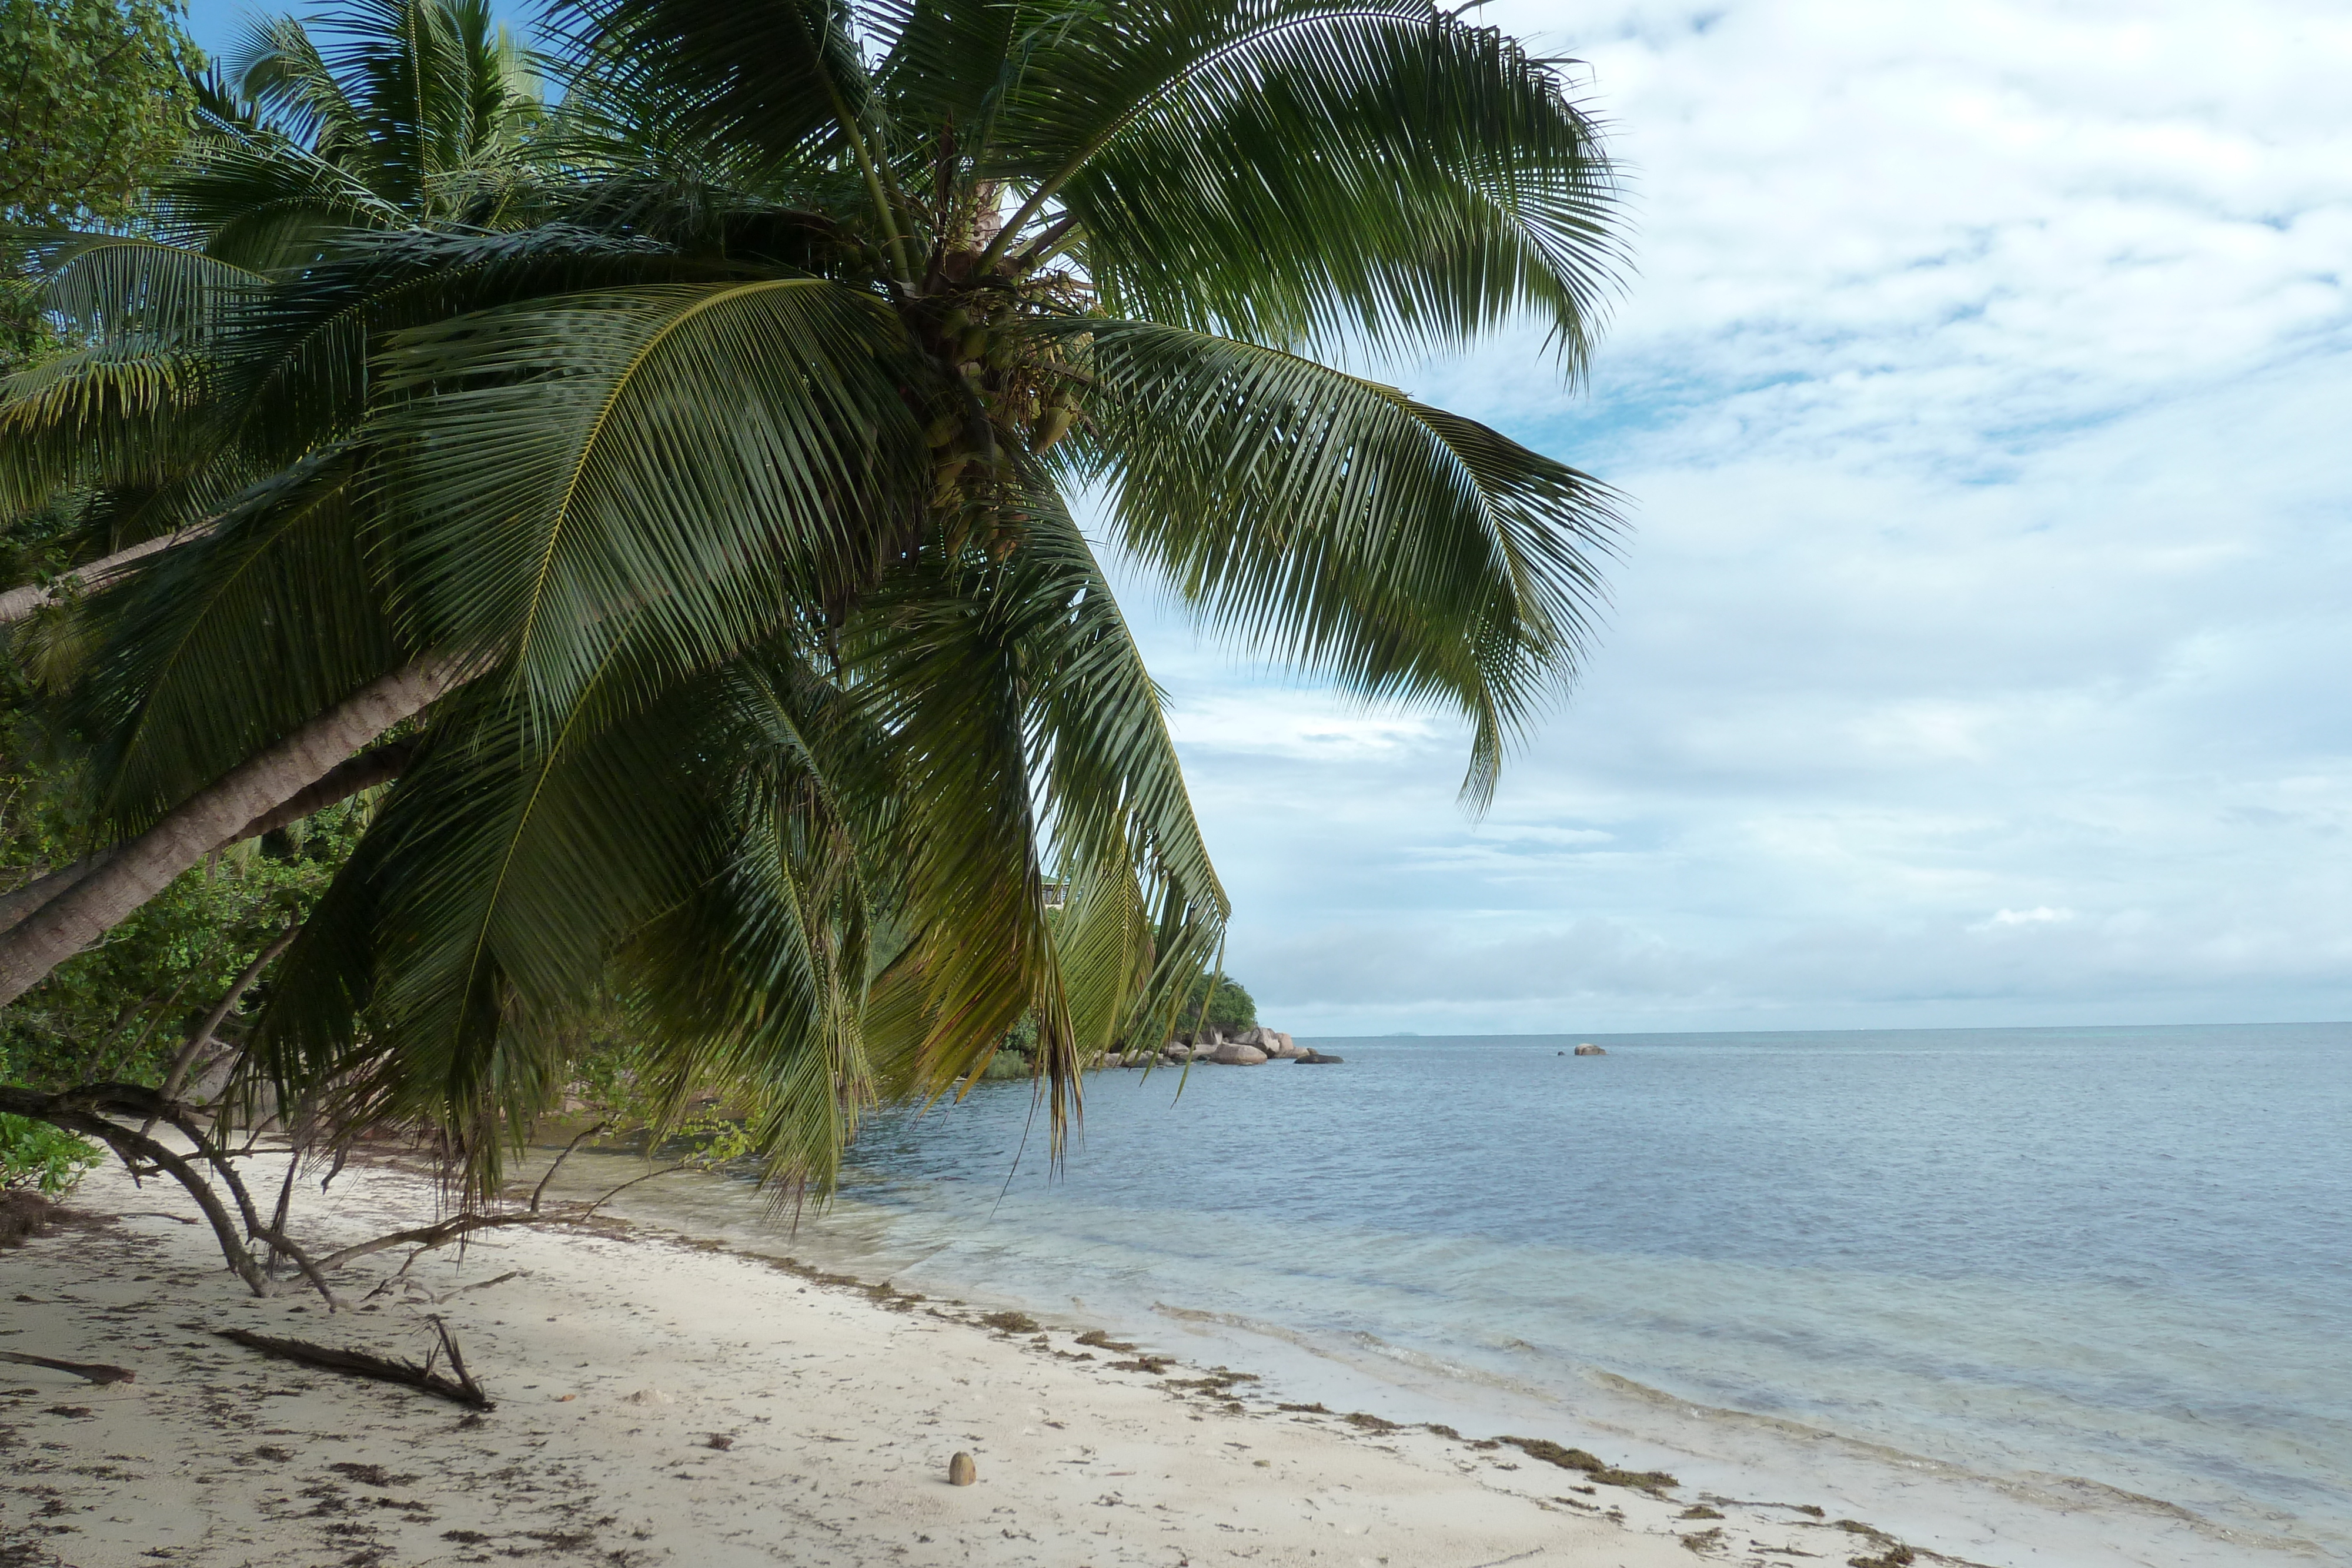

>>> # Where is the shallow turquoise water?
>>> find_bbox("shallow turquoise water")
[615,1024,2352,1560]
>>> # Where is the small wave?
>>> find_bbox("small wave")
[1145,1297,2310,1559]
[1585,1369,2310,1554]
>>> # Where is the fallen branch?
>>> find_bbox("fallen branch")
[310,1209,546,1272]
[582,1161,689,1219]
[0,1349,136,1385]
[216,1324,493,1409]
[530,1121,608,1212]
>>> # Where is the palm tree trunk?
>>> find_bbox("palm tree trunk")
[0,740,419,937]
[0,660,456,1008]
[0,531,199,625]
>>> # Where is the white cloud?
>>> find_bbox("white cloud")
[1977,907,2076,929]
[1104,0,2352,1034]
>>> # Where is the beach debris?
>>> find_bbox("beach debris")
[704,1433,733,1450]
[0,1349,136,1385]
[979,1310,1040,1333]
[948,1451,978,1486]
[626,1386,674,1405]
[1829,1520,1915,1567]
[216,1317,492,1410]
[1074,1329,1135,1352]
[1679,1526,1725,1553]
[1498,1435,1678,1492]
[328,1462,417,1488]
[1679,1505,1725,1519]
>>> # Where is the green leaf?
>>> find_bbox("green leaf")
[1054,317,1619,803]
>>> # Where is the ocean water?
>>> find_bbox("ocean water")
[573,1024,2352,1565]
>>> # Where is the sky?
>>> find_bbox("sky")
[1120,0,2352,1035]
[176,0,2352,1036]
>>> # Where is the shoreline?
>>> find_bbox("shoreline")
[9,1155,1930,1568]
[544,1144,2336,1568]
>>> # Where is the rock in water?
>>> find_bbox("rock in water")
[1298,1049,1345,1064]
[1574,1042,1607,1056]
[1212,1041,1269,1065]
[948,1452,977,1486]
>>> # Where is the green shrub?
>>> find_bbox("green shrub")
[0,1114,102,1195]
[1176,974,1257,1035]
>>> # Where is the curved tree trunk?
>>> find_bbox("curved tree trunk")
[0,661,457,1008]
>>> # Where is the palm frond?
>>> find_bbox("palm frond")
[573,0,879,173]
[853,479,1228,1147]
[369,279,926,731]
[66,449,410,835]
[991,0,1621,362]
[211,222,697,464]
[0,349,219,521]
[14,233,266,352]
[1056,317,1622,804]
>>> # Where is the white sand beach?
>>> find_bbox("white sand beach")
[1,1156,1906,1568]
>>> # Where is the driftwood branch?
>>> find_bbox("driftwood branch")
[309,1210,546,1273]
[1,1084,274,1298]
[0,1349,136,1385]
[156,922,300,1106]
[531,1121,608,1212]
[216,1323,493,1409]
[582,1162,689,1219]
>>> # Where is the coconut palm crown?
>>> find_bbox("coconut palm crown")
[0,0,1624,1196]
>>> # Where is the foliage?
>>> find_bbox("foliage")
[1178,974,1257,1036]
[0,739,369,1092]
[2,610,370,1092]
[0,1111,102,1193]
[0,0,203,226]
[563,1006,756,1167]
[0,0,203,370]
[0,0,1626,1205]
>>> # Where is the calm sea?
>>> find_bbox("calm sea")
[581,1024,2352,1565]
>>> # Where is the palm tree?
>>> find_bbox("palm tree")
[0,0,1623,1197]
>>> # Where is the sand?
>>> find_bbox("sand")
[0,1155,1916,1568]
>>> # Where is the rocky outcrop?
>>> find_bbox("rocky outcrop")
[1297,1049,1344,1064]
[1097,1024,1322,1068]
[1573,1042,1607,1056]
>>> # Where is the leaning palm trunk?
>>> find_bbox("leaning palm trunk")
[0,660,455,1005]
[0,739,416,936]
[0,531,202,625]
